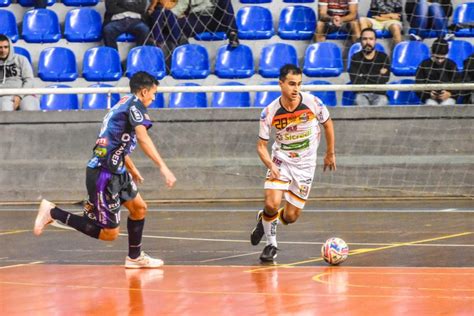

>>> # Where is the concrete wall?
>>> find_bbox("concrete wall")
[1,106,473,203]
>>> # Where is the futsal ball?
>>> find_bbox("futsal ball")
[321,237,349,265]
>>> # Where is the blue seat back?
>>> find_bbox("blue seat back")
[283,0,314,3]
[63,0,99,6]
[171,44,210,79]
[212,82,251,107]
[278,5,316,40]
[0,10,18,42]
[64,8,102,42]
[117,33,136,42]
[453,3,474,37]
[347,42,386,70]
[342,90,356,106]
[41,84,79,111]
[149,93,165,108]
[14,47,32,65]
[303,42,343,77]
[237,6,274,40]
[254,81,280,107]
[391,41,430,76]
[259,43,298,78]
[38,47,78,82]
[169,83,207,108]
[306,80,337,106]
[240,0,271,3]
[83,47,123,81]
[0,0,11,7]
[387,79,421,106]
[215,44,254,79]
[194,32,227,41]
[19,0,54,6]
[447,40,472,71]
[126,46,166,79]
[83,84,120,110]
[22,9,61,43]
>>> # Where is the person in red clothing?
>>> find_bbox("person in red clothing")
[314,0,361,43]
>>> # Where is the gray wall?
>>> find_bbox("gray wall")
[1,106,473,203]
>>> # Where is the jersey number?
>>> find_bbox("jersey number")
[274,118,288,130]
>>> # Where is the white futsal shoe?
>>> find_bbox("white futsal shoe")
[34,199,55,236]
[125,251,164,269]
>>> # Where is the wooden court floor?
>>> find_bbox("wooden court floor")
[0,201,473,315]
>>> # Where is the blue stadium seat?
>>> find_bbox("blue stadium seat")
[14,47,32,65]
[171,44,210,79]
[19,0,54,6]
[303,42,343,77]
[194,32,227,41]
[212,82,251,108]
[215,44,254,79]
[387,79,422,106]
[447,40,472,71]
[0,0,11,7]
[63,0,99,6]
[278,5,316,40]
[240,0,271,3]
[254,81,280,107]
[82,84,120,110]
[326,29,349,40]
[40,84,79,111]
[391,41,430,76]
[83,47,122,81]
[117,33,136,42]
[306,80,337,106]
[283,0,314,3]
[259,43,298,78]
[149,93,165,109]
[342,90,356,106]
[347,42,386,70]
[38,47,78,82]
[22,9,61,43]
[237,6,274,40]
[169,83,207,108]
[453,3,474,37]
[64,8,102,42]
[126,46,166,79]
[0,10,19,42]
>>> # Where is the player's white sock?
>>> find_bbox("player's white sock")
[262,208,282,247]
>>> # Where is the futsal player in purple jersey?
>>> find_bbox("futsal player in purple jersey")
[34,72,176,268]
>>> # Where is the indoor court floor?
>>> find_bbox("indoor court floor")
[0,200,472,315]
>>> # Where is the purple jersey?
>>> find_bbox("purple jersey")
[87,94,152,174]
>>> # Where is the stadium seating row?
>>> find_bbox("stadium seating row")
[2,3,474,44]
[19,40,473,83]
[39,78,422,111]
[0,0,98,7]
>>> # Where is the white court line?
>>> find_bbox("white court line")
[440,208,458,212]
[200,251,262,263]
[0,261,43,269]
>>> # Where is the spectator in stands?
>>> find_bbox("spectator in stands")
[314,0,361,43]
[348,28,391,106]
[103,0,156,50]
[415,38,458,105]
[460,53,474,104]
[0,34,39,111]
[359,0,403,46]
[405,0,453,41]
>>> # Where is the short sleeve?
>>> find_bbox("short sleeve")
[129,104,152,129]
[312,95,330,124]
[258,107,271,140]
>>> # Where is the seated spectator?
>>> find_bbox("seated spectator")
[348,28,390,106]
[315,0,361,43]
[406,0,453,41]
[151,0,239,58]
[103,0,155,50]
[415,38,458,105]
[461,53,474,104]
[0,34,39,111]
[360,0,403,46]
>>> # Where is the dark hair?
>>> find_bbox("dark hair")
[129,71,159,94]
[279,64,302,81]
[431,38,449,55]
[0,34,9,42]
[360,27,377,39]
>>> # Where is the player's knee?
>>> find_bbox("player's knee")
[99,228,119,241]
[264,204,280,215]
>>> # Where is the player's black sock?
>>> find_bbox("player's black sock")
[51,207,101,239]
[127,217,145,259]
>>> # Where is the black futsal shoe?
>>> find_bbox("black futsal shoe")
[250,210,264,245]
[260,244,278,262]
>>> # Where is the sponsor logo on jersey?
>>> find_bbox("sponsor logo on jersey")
[300,112,308,123]
[130,106,144,122]
[144,113,150,121]
[272,157,282,166]
[110,134,130,167]
[107,200,120,211]
[288,152,300,158]
[299,185,309,197]
[260,108,268,120]
[119,96,130,104]
[94,147,107,158]
[283,128,312,141]
[96,137,108,147]
[280,139,310,151]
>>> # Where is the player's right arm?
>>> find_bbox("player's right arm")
[135,125,176,188]
[257,139,280,180]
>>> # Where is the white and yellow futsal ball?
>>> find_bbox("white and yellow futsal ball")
[321,237,349,265]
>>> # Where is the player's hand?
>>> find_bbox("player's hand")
[332,16,342,27]
[323,153,336,172]
[161,167,176,188]
[130,170,144,184]
[438,90,451,100]
[268,164,281,180]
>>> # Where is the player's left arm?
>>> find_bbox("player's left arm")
[322,118,336,171]
[125,155,144,184]
[135,125,176,188]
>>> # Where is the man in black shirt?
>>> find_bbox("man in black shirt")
[348,28,391,106]
[461,53,474,104]
[415,38,458,105]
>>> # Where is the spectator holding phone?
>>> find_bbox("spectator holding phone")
[415,38,458,105]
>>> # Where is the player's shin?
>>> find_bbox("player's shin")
[262,207,282,247]
[51,207,101,239]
